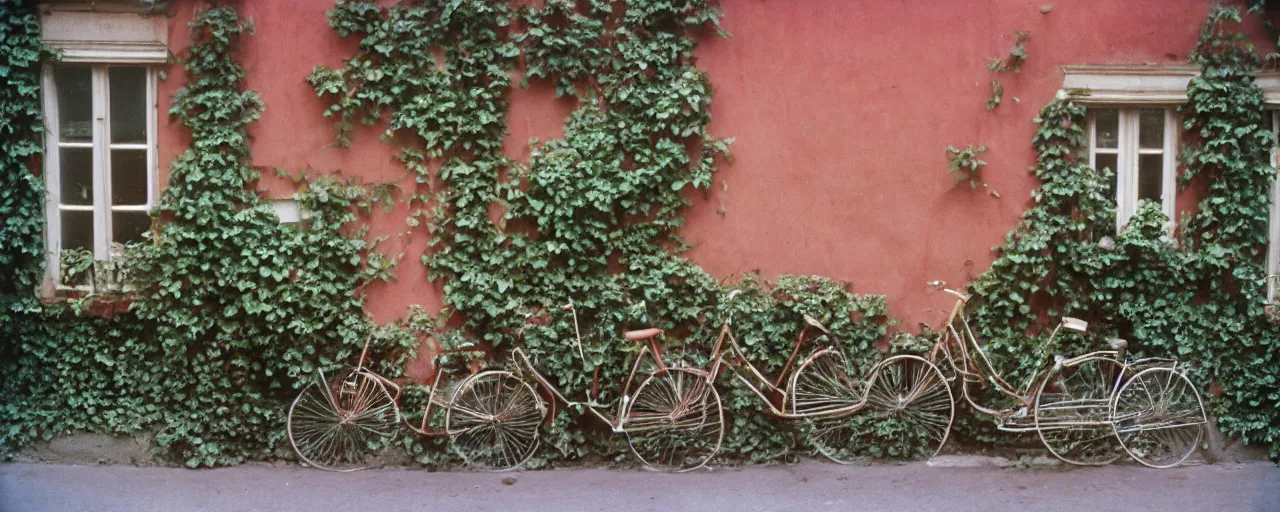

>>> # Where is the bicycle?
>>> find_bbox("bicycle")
[521,301,725,472]
[285,336,547,472]
[705,290,956,463]
[287,301,724,472]
[926,280,1208,468]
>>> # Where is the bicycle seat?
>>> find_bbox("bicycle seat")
[802,314,830,334]
[1107,338,1128,351]
[1061,317,1088,333]
[624,328,663,341]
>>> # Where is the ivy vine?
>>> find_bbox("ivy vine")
[985,29,1028,110]
[1,4,417,467]
[308,0,933,466]
[0,0,49,323]
[965,5,1280,460]
[945,144,991,192]
[4,0,1280,469]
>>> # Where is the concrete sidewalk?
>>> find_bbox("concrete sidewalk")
[2,460,1277,512]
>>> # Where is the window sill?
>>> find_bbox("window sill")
[40,289,136,318]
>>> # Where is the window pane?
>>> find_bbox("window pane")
[1138,154,1163,202]
[60,147,94,206]
[1094,109,1119,149]
[111,150,148,206]
[1139,109,1165,149]
[1095,153,1118,175]
[61,210,94,251]
[113,211,151,244]
[109,67,147,144]
[1096,153,1118,199]
[55,65,93,142]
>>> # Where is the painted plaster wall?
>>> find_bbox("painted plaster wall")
[149,1,1270,355]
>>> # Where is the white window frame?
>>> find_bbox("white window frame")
[42,64,159,290]
[39,6,167,293]
[1267,111,1280,303]
[1086,107,1179,231]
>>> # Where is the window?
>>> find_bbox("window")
[1266,111,1280,302]
[1063,66,1187,231]
[39,7,166,291]
[43,64,157,288]
[1065,66,1280,299]
[1087,107,1178,230]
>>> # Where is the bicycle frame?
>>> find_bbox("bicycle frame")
[929,288,1112,424]
[928,284,1204,425]
[502,301,685,434]
[707,312,863,419]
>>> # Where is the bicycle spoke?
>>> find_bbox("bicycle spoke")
[447,372,542,471]
[805,355,953,463]
[287,367,399,471]
[625,369,723,472]
[1034,357,1123,466]
[1113,368,1204,468]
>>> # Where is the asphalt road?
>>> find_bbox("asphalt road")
[2,460,1278,512]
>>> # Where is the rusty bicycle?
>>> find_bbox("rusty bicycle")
[286,301,724,472]
[285,336,548,472]
[927,281,1208,468]
[514,300,725,472]
[705,290,956,463]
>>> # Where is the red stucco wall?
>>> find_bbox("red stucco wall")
[152,1,1270,361]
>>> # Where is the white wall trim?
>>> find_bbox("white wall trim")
[1063,65,1200,105]
[41,64,61,296]
[52,41,168,64]
[1269,111,1280,303]
[1064,65,1280,106]
[40,8,169,64]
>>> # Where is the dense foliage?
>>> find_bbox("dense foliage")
[0,0,59,447]
[966,6,1280,459]
[1,5,416,466]
[0,0,48,329]
[4,0,1280,468]
[309,0,922,465]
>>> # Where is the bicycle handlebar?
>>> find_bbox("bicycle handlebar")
[927,280,971,302]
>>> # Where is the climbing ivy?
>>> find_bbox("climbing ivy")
[945,144,990,190]
[1174,5,1280,459]
[125,6,421,467]
[985,29,1028,110]
[0,0,57,449]
[965,5,1280,459]
[7,0,1279,469]
[0,0,49,324]
[1,4,417,467]
[988,30,1030,74]
[309,0,923,466]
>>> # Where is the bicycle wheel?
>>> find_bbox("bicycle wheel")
[1112,367,1206,468]
[856,355,954,460]
[1034,356,1125,465]
[790,349,865,464]
[446,370,545,471]
[791,349,863,415]
[625,367,724,472]
[287,366,401,472]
